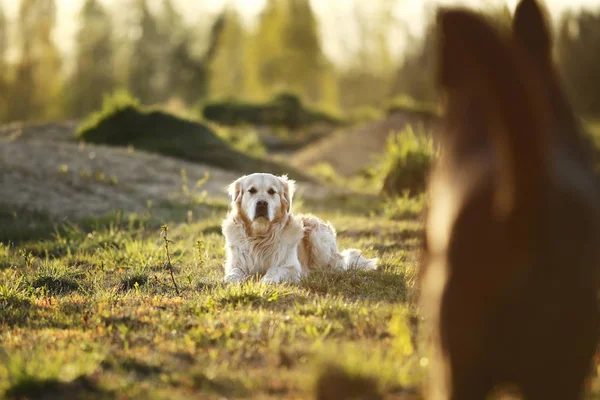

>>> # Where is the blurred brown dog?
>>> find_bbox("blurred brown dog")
[421,0,600,398]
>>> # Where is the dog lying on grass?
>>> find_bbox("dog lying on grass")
[421,0,600,398]
[221,173,378,284]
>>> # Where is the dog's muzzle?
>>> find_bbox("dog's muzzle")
[254,200,269,219]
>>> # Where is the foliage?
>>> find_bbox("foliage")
[0,5,8,122]
[251,0,330,104]
[69,0,115,118]
[8,0,63,121]
[379,126,438,198]
[557,9,600,119]
[385,95,440,118]
[335,0,398,111]
[212,126,267,158]
[76,91,313,180]
[391,3,512,104]
[202,92,343,130]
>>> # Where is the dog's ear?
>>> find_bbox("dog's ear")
[513,0,551,64]
[437,8,548,214]
[278,175,296,213]
[227,176,244,204]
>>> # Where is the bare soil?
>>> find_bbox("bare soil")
[291,111,438,176]
[0,122,330,220]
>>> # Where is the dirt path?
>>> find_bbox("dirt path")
[291,112,438,176]
[0,122,331,220]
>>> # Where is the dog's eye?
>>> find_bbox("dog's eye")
[268,188,276,195]
[248,187,257,194]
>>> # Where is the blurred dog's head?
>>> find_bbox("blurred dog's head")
[227,173,296,226]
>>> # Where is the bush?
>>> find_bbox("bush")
[213,126,267,159]
[380,126,438,197]
[385,95,440,118]
[76,91,314,180]
[202,92,343,130]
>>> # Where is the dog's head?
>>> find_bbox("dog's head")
[227,173,296,224]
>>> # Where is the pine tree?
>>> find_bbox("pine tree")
[254,0,288,92]
[282,0,324,101]
[128,0,161,104]
[71,0,115,117]
[155,0,190,103]
[10,0,62,121]
[208,7,247,99]
[0,5,9,121]
[252,0,330,104]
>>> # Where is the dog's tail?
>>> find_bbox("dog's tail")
[335,249,378,271]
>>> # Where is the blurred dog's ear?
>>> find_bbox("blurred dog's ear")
[437,7,549,214]
[227,176,244,204]
[278,175,296,213]
[513,0,551,64]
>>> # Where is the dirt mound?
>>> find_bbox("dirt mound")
[291,111,439,177]
[77,105,314,182]
[0,120,79,142]
[203,92,343,130]
[0,137,330,220]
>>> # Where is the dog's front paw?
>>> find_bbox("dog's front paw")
[224,273,245,283]
[260,269,300,285]
[260,275,279,285]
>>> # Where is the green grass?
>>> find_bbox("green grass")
[2,195,600,399]
[0,196,427,399]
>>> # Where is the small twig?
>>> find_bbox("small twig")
[161,224,180,295]
[153,275,177,291]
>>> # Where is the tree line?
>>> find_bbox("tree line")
[0,0,599,124]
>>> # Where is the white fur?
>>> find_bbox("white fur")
[222,173,378,284]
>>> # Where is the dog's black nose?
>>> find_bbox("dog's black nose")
[255,200,269,218]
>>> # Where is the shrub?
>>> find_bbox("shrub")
[384,95,440,118]
[202,92,343,130]
[380,126,438,197]
[76,91,313,180]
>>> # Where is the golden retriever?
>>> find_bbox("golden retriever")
[421,0,600,398]
[222,173,378,283]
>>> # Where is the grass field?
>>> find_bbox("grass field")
[3,118,600,399]
[0,194,429,400]
[3,182,600,399]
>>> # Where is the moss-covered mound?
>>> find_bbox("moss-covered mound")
[76,93,313,180]
[384,95,441,122]
[202,93,343,130]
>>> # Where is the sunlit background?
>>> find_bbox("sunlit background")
[1,0,600,123]
[3,2,600,397]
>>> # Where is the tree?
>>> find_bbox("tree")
[0,4,9,121]
[155,0,187,102]
[391,3,511,104]
[282,0,324,101]
[336,0,398,110]
[128,0,161,104]
[251,0,330,104]
[70,0,115,117]
[208,7,247,99]
[254,0,288,92]
[10,0,62,121]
